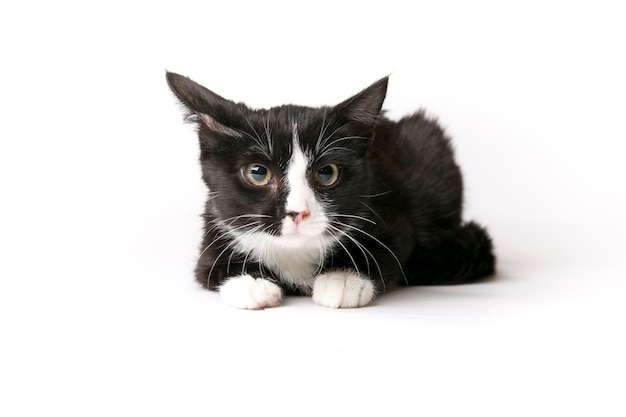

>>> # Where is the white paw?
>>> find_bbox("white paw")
[312,271,375,308]
[219,275,283,310]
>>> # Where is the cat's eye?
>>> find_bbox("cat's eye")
[315,164,339,186]
[244,164,273,186]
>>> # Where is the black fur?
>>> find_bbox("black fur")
[166,71,495,294]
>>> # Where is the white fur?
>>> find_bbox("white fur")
[312,271,376,308]
[285,124,318,217]
[219,275,283,309]
[281,125,329,243]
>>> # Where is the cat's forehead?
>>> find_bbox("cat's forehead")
[249,105,326,132]
[242,106,329,150]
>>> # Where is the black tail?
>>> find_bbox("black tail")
[406,221,496,285]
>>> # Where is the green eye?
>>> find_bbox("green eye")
[315,164,339,186]
[244,164,273,186]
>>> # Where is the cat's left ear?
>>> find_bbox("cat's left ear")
[332,77,388,126]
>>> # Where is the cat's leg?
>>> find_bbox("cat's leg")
[219,275,283,310]
[312,271,376,308]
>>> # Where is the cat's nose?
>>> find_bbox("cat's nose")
[286,210,310,225]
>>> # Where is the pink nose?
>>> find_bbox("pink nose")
[286,210,310,225]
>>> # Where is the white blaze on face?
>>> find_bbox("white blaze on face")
[286,146,312,214]
[282,123,327,240]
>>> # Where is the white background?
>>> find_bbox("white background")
[1,1,625,416]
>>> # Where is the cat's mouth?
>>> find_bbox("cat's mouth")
[278,215,328,247]
[280,225,316,241]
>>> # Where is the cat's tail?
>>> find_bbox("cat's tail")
[407,221,496,285]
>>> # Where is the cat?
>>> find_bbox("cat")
[166,71,495,309]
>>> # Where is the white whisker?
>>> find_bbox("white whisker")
[200,221,262,259]
[359,201,386,226]
[315,109,331,154]
[239,113,272,158]
[317,123,348,152]
[200,214,269,256]
[318,135,369,157]
[208,239,239,282]
[359,190,393,198]
[331,220,408,286]
[327,224,371,276]
[239,223,273,275]
[317,146,358,160]
[327,224,388,290]
[325,227,361,277]
[263,109,274,156]
[329,213,376,225]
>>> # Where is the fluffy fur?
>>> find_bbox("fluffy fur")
[166,71,495,309]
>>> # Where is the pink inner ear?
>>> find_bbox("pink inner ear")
[198,113,242,138]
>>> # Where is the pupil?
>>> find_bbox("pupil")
[319,166,333,182]
[251,165,267,181]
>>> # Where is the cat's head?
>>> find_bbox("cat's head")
[166,72,387,251]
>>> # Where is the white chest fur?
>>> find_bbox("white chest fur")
[231,231,334,293]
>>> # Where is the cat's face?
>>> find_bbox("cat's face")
[200,109,372,252]
[167,73,388,251]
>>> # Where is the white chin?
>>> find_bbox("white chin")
[277,233,317,248]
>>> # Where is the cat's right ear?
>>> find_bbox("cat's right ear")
[331,77,389,126]
[166,71,242,137]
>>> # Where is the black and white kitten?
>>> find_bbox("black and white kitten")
[166,72,495,309]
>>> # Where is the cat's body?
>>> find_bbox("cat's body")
[167,72,495,309]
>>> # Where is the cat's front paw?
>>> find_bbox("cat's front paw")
[312,271,375,308]
[219,275,283,310]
